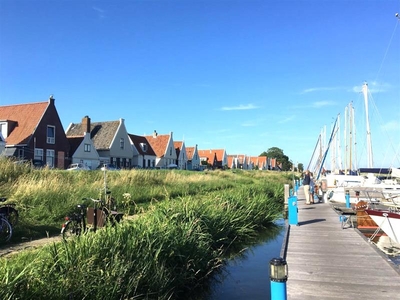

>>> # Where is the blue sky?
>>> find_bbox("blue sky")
[1,0,400,169]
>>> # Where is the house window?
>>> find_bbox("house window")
[47,126,55,144]
[140,143,147,152]
[46,149,55,168]
[34,148,43,161]
[84,144,91,152]
[169,148,172,155]
[120,138,124,149]
[17,148,24,159]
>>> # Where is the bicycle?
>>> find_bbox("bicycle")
[61,197,123,240]
[0,213,12,243]
[0,197,19,227]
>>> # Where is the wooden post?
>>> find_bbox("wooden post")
[284,184,289,217]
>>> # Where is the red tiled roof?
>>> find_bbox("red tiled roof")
[174,141,183,157]
[186,146,195,160]
[144,134,170,157]
[0,101,48,145]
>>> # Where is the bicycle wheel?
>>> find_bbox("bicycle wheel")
[0,206,18,227]
[6,207,18,227]
[0,217,12,243]
[62,221,82,239]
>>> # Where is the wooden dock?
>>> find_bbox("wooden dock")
[283,188,400,299]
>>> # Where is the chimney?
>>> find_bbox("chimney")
[48,94,55,105]
[153,130,157,138]
[82,116,91,134]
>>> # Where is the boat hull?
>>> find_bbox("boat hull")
[365,209,400,244]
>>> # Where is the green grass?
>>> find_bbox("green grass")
[0,158,292,299]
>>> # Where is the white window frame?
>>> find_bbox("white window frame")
[46,149,55,167]
[34,148,43,161]
[47,125,55,144]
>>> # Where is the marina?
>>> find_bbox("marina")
[284,188,400,299]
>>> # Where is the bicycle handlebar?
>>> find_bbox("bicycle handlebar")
[82,197,103,203]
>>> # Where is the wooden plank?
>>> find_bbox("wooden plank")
[284,188,400,299]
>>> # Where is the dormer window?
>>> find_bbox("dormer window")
[120,138,124,149]
[47,125,55,144]
[84,144,91,152]
[140,143,147,152]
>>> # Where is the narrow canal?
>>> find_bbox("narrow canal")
[207,218,286,300]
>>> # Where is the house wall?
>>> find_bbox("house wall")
[109,119,134,168]
[28,100,70,168]
[177,143,187,170]
[190,147,201,170]
[71,133,100,170]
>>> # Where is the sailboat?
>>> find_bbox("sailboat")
[312,82,400,205]
[365,208,400,244]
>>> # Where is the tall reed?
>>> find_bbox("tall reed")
[0,176,286,299]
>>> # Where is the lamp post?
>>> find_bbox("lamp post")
[270,257,288,300]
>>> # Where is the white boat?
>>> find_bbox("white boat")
[312,83,400,205]
[365,208,400,244]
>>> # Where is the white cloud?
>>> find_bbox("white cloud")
[241,122,256,127]
[312,101,336,108]
[220,104,259,111]
[278,115,295,124]
[381,120,399,131]
[93,6,106,19]
[300,87,343,94]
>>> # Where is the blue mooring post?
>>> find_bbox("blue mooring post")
[345,190,350,208]
[270,257,288,300]
[288,196,298,226]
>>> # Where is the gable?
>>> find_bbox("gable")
[144,134,171,157]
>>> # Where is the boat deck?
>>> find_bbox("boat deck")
[283,188,400,299]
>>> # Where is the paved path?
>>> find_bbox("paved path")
[284,188,400,299]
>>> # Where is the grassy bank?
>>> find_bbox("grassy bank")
[0,158,293,299]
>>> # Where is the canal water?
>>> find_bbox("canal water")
[202,220,399,300]
[207,219,286,300]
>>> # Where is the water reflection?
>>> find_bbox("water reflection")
[206,219,286,300]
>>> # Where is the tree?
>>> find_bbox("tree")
[262,147,291,171]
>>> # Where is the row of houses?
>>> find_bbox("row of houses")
[0,96,279,170]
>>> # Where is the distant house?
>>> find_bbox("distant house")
[0,96,70,168]
[186,145,200,170]
[66,117,134,169]
[227,154,250,170]
[256,156,268,170]
[0,132,5,155]
[66,116,100,170]
[174,141,187,170]
[198,149,228,169]
[128,133,157,168]
[144,130,177,169]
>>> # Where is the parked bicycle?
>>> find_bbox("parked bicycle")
[0,197,19,227]
[0,213,12,243]
[0,197,18,242]
[61,197,123,240]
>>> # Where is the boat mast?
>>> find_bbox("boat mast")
[337,114,343,171]
[344,104,348,174]
[316,115,339,180]
[362,82,374,168]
